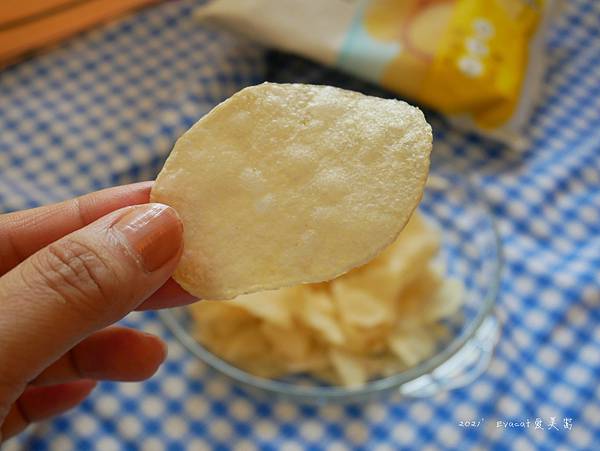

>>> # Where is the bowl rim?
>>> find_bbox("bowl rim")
[159,170,502,401]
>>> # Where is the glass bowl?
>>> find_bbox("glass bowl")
[160,165,501,404]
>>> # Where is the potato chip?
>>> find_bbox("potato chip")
[261,322,311,361]
[296,290,345,345]
[311,367,340,386]
[329,349,368,387]
[241,358,287,379]
[190,301,256,338]
[229,288,299,328]
[213,325,270,362]
[383,213,441,290]
[331,282,393,328]
[423,278,464,322]
[361,355,407,379]
[394,265,444,325]
[283,346,330,373]
[338,322,391,354]
[388,325,437,367]
[152,83,432,299]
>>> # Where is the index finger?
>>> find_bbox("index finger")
[0,182,153,276]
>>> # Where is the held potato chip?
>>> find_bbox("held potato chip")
[151,83,432,299]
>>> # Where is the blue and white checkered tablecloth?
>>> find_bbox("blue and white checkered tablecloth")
[1,0,599,450]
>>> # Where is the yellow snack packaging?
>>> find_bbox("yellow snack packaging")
[196,0,558,146]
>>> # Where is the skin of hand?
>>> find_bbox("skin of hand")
[0,181,196,441]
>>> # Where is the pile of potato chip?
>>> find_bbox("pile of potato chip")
[190,211,463,387]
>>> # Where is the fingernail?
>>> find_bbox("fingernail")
[113,204,183,272]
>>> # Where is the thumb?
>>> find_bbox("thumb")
[0,203,183,398]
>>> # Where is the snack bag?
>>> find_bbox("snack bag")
[196,0,557,145]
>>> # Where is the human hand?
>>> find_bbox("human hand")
[0,182,195,441]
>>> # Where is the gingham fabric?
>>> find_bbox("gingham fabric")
[1,0,599,450]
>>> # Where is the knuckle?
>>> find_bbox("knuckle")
[32,238,118,317]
